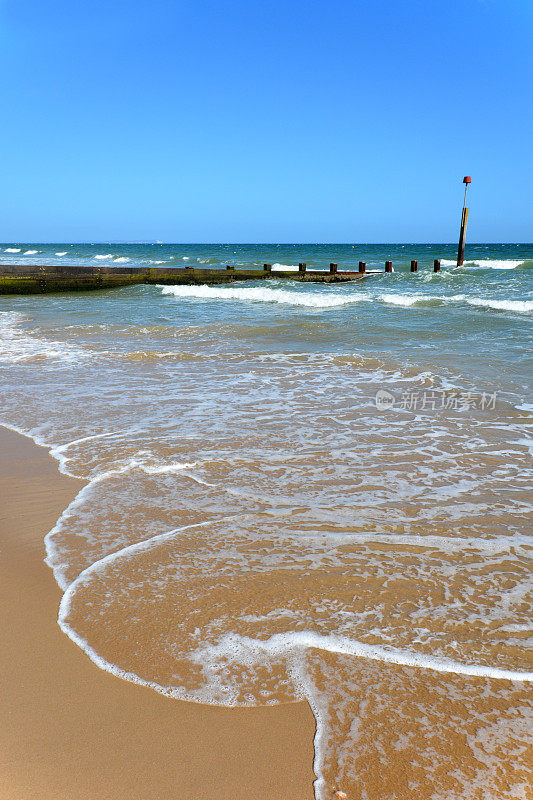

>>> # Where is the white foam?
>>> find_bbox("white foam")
[0,310,83,364]
[24,249,38,255]
[53,532,533,783]
[94,254,114,260]
[204,631,533,682]
[4,247,21,252]
[55,251,67,256]
[113,257,130,263]
[160,284,369,308]
[441,259,526,270]
[380,293,432,307]
[49,431,125,475]
[465,297,533,314]
[515,438,533,456]
[271,263,299,271]
[380,293,533,314]
[143,461,198,475]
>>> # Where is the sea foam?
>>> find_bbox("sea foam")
[441,258,527,270]
[160,284,368,308]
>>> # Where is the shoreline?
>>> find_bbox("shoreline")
[0,424,315,800]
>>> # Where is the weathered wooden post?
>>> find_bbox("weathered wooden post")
[299,262,306,273]
[184,264,194,270]
[358,261,366,273]
[330,262,338,274]
[263,263,271,272]
[434,259,441,272]
[410,260,418,272]
[457,176,471,266]
[385,261,393,273]
[226,264,234,271]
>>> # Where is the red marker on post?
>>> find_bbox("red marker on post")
[457,176,471,267]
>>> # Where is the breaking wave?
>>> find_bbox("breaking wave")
[441,258,530,270]
[160,284,368,308]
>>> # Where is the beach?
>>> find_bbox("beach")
[3,0,532,792]
[0,425,315,800]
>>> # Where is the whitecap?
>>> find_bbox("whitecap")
[94,254,114,260]
[380,294,432,307]
[465,297,533,314]
[380,293,532,314]
[55,252,67,256]
[24,249,38,255]
[4,247,21,253]
[160,284,369,308]
[113,257,130,263]
[441,258,526,270]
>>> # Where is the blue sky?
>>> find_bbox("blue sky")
[1,0,531,242]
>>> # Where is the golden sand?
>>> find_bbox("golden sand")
[0,426,315,800]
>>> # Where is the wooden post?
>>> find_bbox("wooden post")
[299,262,306,273]
[410,260,418,272]
[434,259,441,272]
[385,261,393,272]
[457,176,471,266]
[226,264,234,271]
[263,263,271,272]
[330,262,338,274]
[358,261,366,273]
[184,264,194,270]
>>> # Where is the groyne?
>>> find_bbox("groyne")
[0,259,441,295]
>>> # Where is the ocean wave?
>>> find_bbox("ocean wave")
[94,254,114,260]
[465,297,533,313]
[24,249,38,255]
[4,247,21,253]
[380,293,533,314]
[55,251,67,256]
[380,293,434,307]
[0,310,84,364]
[113,257,130,263]
[160,284,369,308]
[441,259,529,270]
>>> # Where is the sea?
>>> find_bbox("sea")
[1,243,532,799]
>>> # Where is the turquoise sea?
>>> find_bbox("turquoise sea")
[1,242,531,799]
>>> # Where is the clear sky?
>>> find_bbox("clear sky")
[1,0,531,242]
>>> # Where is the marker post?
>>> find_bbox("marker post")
[457,176,471,267]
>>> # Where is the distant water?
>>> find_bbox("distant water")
[1,240,533,274]
[1,243,532,799]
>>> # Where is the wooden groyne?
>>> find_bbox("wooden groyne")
[0,260,441,295]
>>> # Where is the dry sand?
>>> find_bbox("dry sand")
[0,425,315,800]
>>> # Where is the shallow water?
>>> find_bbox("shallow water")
[1,243,532,798]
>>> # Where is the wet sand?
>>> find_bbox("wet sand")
[0,425,315,800]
